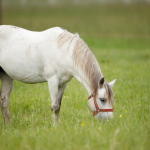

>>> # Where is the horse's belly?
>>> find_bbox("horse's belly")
[0,41,47,83]
[1,57,46,83]
[4,67,46,83]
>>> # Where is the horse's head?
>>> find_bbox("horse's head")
[88,77,116,121]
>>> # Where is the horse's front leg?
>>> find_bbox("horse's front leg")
[53,83,67,122]
[48,76,67,126]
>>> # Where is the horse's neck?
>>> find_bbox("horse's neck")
[73,70,95,96]
[74,74,91,95]
[72,64,103,97]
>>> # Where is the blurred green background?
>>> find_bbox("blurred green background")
[2,0,150,38]
[2,0,150,7]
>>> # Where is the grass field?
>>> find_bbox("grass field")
[0,4,150,150]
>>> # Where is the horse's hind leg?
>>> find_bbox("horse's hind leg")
[0,68,13,124]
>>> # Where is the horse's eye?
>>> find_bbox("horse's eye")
[100,98,105,102]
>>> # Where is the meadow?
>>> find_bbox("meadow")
[0,4,150,150]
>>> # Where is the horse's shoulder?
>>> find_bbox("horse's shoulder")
[40,27,64,41]
[51,27,64,31]
[42,27,64,34]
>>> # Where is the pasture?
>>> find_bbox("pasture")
[0,4,150,150]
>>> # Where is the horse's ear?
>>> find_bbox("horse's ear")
[109,79,117,88]
[99,77,105,87]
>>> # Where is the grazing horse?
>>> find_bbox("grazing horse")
[0,25,116,125]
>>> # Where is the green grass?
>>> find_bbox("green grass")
[0,5,150,150]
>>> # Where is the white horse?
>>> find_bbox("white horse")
[0,25,116,125]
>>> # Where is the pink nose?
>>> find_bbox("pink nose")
[108,112,113,120]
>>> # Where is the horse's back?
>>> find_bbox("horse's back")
[0,25,66,83]
[0,25,25,39]
[0,25,64,56]
[0,25,64,42]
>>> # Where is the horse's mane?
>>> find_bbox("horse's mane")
[104,82,113,104]
[57,30,103,94]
